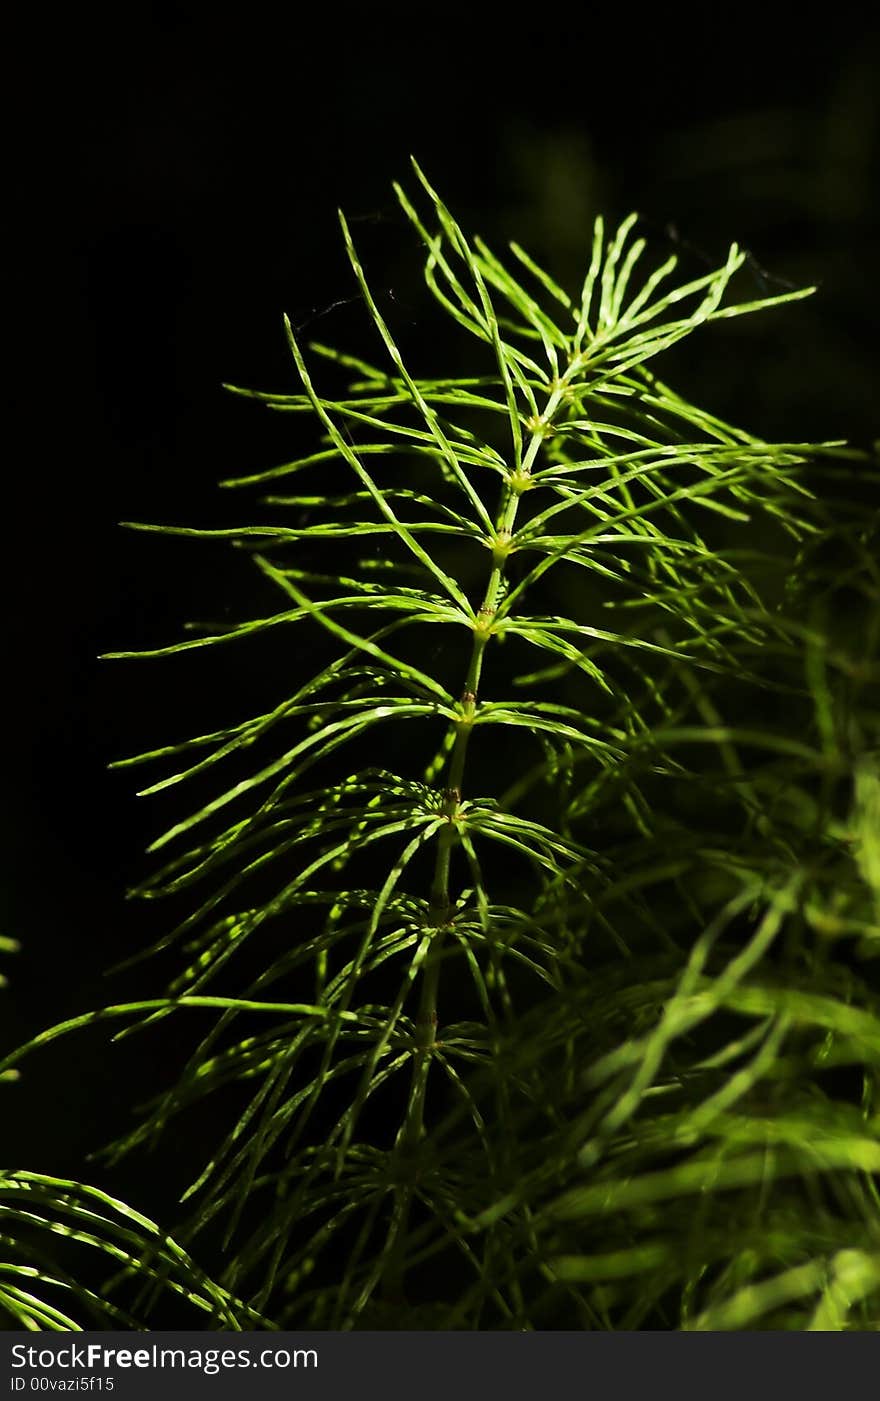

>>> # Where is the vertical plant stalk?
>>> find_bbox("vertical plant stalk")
[385,379,571,1299]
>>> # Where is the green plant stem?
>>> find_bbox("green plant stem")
[383,378,570,1302]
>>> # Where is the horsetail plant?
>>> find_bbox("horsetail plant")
[4,161,879,1329]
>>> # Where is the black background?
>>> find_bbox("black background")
[4,10,879,1279]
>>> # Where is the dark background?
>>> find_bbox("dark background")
[4,12,879,1268]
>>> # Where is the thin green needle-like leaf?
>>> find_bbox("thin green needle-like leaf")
[283,317,476,613]
[338,210,496,531]
[253,560,457,704]
[598,213,640,330]
[508,240,573,312]
[0,999,357,1076]
[574,215,604,348]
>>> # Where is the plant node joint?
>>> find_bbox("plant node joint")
[508,467,533,495]
[525,413,555,439]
